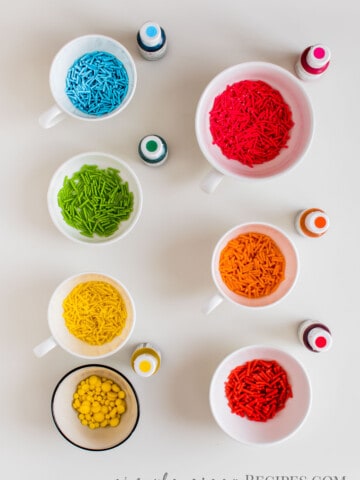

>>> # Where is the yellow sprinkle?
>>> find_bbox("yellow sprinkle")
[63,281,127,345]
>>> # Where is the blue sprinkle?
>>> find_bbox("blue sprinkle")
[65,51,129,116]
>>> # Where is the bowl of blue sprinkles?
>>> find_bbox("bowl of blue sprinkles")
[49,35,137,121]
[47,152,143,245]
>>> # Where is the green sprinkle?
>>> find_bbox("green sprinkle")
[57,164,134,238]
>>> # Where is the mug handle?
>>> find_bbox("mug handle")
[39,104,67,129]
[202,292,224,315]
[33,335,57,357]
[200,168,224,194]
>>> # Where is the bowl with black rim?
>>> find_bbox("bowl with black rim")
[51,364,140,450]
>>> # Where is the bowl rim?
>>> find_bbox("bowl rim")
[47,151,143,246]
[51,364,140,451]
[195,61,314,180]
[209,344,312,446]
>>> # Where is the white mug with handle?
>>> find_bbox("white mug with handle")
[202,222,299,314]
[33,272,136,359]
[39,34,137,128]
[195,62,314,193]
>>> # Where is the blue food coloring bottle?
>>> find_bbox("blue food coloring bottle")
[137,21,167,60]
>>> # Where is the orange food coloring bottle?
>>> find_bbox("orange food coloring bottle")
[295,208,329,238]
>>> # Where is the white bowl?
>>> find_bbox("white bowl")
[48,152,143,245]
[196,62,314,191]
[51,365,140,450]
[203,222,299,315]
[209,345,311,445]
[33,272,136,359]
[51,35,136,121]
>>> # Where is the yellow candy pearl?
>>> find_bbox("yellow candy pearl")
[72,375,126,429]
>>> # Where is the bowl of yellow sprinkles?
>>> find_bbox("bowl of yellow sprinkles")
[51,364,140,450]
[33,272,136,359]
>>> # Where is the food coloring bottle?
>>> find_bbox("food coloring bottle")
[295,208,329,238]
[295,44,331,81]
[138,134,168,166]
[137,21,167,60]
[131,343,161,377]
[298,320,332,352]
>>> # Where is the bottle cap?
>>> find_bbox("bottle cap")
[307,327,332,352]
[133,353,158,377]
[306,45,331,69]
[305,211,329,235]
[139,22,162,48]
[138,135,168,166]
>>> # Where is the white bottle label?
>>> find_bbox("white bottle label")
[139,42,167,60]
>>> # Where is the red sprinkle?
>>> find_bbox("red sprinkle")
[224,359,293,422]
[209,80,294,168]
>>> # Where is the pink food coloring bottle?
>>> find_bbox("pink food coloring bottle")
[298,320,332,352]
[295,44,331,81]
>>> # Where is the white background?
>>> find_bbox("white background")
[1,0,359,478]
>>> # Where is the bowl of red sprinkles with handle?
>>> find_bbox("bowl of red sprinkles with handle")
[209,345,311,445]
[195,62,314,193]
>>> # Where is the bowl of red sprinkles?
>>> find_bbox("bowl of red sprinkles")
[196,62,314,192]
[209,345,311,445]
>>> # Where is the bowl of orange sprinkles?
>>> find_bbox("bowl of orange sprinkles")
[210,222,299,309]
[210,345,311,445]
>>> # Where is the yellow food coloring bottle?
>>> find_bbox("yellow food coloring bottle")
[131,343,161,377]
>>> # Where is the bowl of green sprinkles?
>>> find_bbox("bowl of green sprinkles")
[48,152,143,244]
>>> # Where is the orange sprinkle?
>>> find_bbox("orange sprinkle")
[219,232,285,298]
